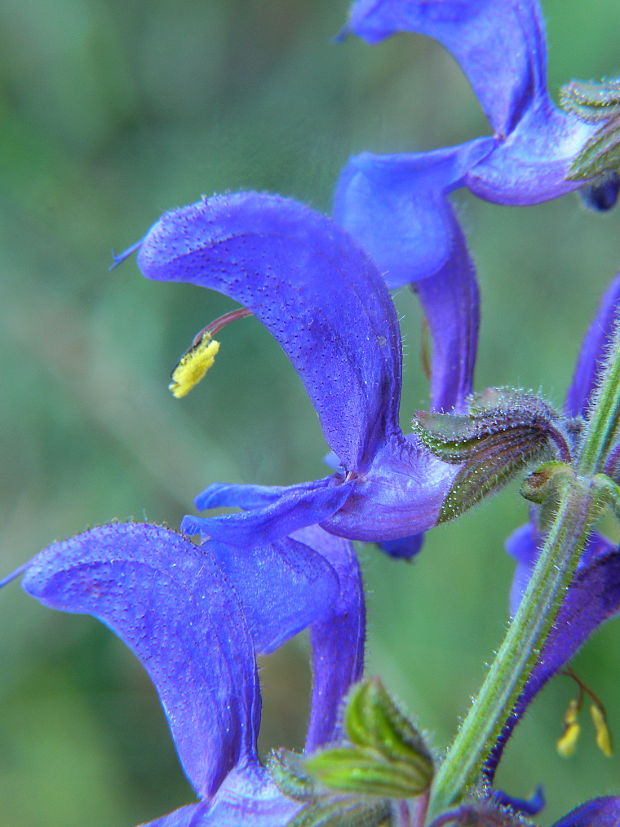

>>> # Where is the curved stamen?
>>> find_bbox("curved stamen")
[169,307,253,399]
[557,668,613,758]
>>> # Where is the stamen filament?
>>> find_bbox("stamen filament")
[193,307,253,343]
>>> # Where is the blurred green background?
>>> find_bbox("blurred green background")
[1,1,620,824]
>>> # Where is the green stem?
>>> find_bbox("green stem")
[578,317,620,476]
[426,323,620,822]
[427,480,594,819]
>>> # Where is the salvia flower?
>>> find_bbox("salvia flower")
[16,521,364,825]
[127,191,474,555]
[334,0,618,310]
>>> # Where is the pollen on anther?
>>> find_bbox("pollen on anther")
[591,703,613,757]
[169,332,221,398]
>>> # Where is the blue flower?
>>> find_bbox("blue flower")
[128,191,474,556]
[18,521,365,825]
[334,0,612,306]
[550,798,620,826]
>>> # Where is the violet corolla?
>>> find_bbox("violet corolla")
[14,521,364,826]
[334,0,620,306]
[128,191,473,555]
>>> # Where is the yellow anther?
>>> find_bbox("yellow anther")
[557,699,581,757]
[557,721,581,757]
[590,703,613,757]
[168,333,220,398]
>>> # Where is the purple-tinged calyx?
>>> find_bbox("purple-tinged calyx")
[561,79,620,183]
[413,388,574,521]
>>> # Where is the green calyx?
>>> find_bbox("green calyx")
[561,78,620,181]
[269,748,318,801]
[413,389,570,522]
[270,679,433,824]
[561,79,620,123]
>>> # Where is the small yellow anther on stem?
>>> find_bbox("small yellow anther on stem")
[591,703,613,757]
[557,668,613,758]
[168,307,252,399]
[557,698,581,757]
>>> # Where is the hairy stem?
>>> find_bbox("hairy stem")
[426,324,620,821]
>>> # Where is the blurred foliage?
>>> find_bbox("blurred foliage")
[1,1,620,824]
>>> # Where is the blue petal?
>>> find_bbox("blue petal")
[295,526,366,751]
[334,147,483,413]
[187,435,455,548]
[334,143,493,290]
[492,786,545,817]
[580,174,620,212]
[377,533,424,560]
[182,477,355,548]
[137,192,402,472]
[343,2,597,207]
[551,797,620,827]
[207,534,340,654]
[195,482,298,511]
[412,237,479,413]
[143,766,301,826]
[345,0,548,136]
[565,273,620,417]
[198,765,301,826]
[22,523,260,799]
[140,802,207,826]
